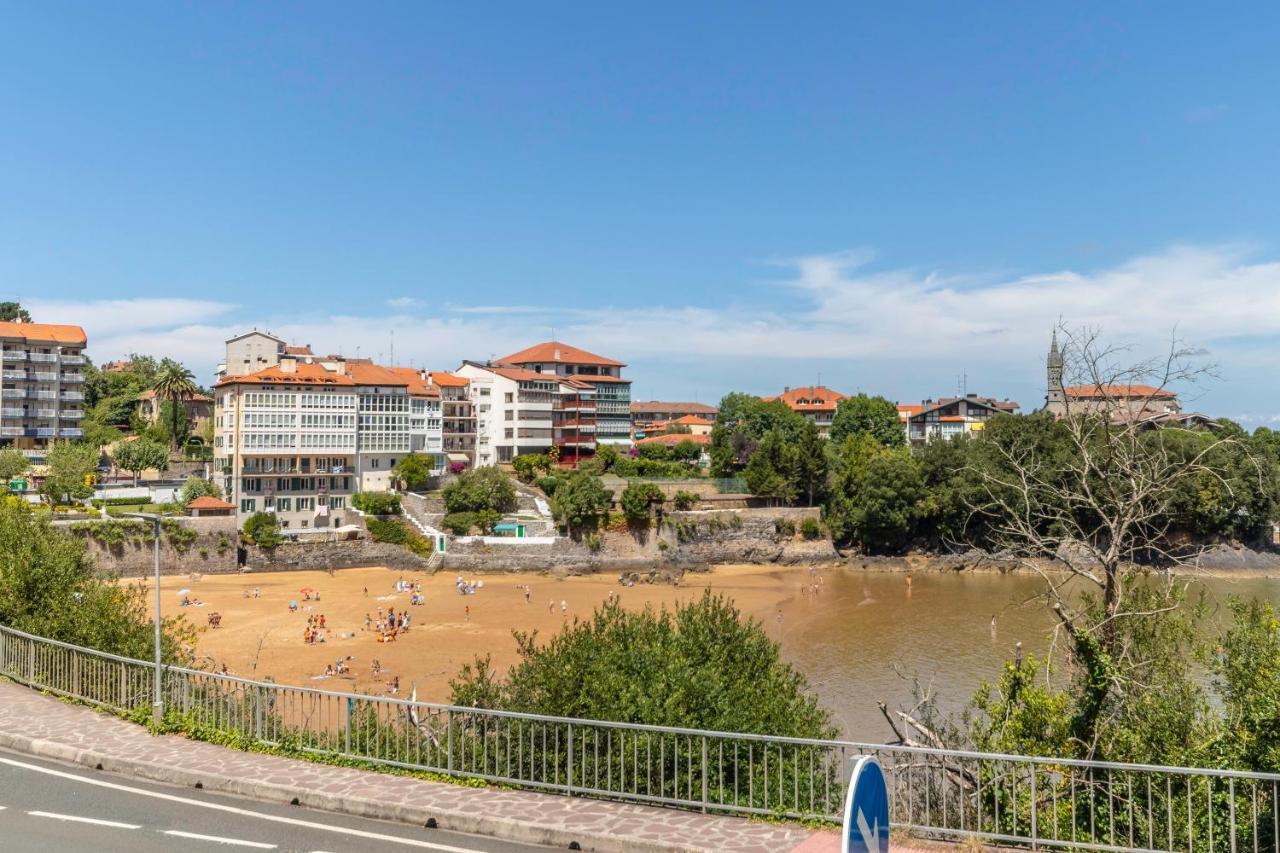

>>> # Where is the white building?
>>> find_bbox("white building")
[0,321,88,464]
[455,362,597,466]
[492,341,631,448]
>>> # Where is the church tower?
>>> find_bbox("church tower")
[1045,330,1065,415]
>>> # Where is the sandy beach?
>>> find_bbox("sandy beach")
[137,565,815,702]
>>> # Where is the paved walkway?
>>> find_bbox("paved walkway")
[0,680,949,852]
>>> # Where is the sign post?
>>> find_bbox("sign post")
[842,755,890,853]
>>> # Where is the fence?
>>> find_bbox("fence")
[1,622,1276,851]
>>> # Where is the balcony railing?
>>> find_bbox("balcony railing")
[1,371,27,381]
[29,391,57,400]
[0,427,21,437]
[0,408,23,417]
[60,428,83,437]
[59,410,84,419]
[35,409,57,418]
[60,373,85,383]
[60,392,84,401]
[27,353,56,363]
[33,373,57,382]
[1,350,26,361]
[59,355,84,365]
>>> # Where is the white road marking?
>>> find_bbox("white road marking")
[0,755,494,852]
[27,810,141,829]
[164,829,277,848]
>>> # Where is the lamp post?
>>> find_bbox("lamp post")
[122,511,164,727]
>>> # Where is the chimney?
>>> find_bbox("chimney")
[784,386,790,393]
[553,348,561,360]
[279,356,297,374]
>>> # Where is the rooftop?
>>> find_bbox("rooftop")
[0,321,87,345]
[635,432,711,446]
[630,401,718,415]
[187,495,236,510]
[496,341,625,368]
[671,414,714,426]
[1064,383,1177,399]
[215,362,356,387]
[767,385,846,411]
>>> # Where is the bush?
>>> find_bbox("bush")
[242,512,284,548]
[774,517,797,537]
[549,470,612,534]
[800,517,822,540]
[392,453,436,491]
[535,475,561,496]
[179,476,222,507]
[512,453,552,484]
[443,466,517,514]
[352,492,402,515]
[583,532,604,553]
[620,482,665,522]
[366,517,409,544]
[672,490,698,511]
[441,512,476,535]
[90,496,156,508]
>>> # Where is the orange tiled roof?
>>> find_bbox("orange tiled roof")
[496,341,625,368]
[486,366,557,383]
[427,371,469,387]
[0,321,87,345]
[567,374,630,384]
[283,345,314,356]
[671,414,714,426]
[1064,383,1175,399]
[187,495,235,510]
[344,362,411,386]
[630,401,718,416]
[636,432,711,446]
[766,385,845,412]
[216,363,355,387]
[385,367,441,397]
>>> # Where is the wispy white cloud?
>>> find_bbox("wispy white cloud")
[386,296,422,309]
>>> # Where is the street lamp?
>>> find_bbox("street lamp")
[122,511,165,727]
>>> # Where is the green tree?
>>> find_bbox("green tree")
[392,453,436,491]
[112,438,168,486]
[242,512,284,548]
[743,428,797,505]
[0,301,31,322]
[619,481,664,523]
[0,447,30,485]
[1217,597,1280,771]
[0,500,188,660]
[40,441,99,505]
[830,393,905,447]
[151,361,200,452]
[549,470,612,534]
[709,393,807,477]
[451,591,833,737]
[824,441,924,552]
[178,476,222,507]
[442,466,517,514]
[511,453,552,483]
[669,439,703,465]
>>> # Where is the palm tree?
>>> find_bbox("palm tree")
[152,362,200,452]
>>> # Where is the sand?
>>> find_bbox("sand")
[136,565,813,702]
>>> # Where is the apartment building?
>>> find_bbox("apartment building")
[903,394,1019,444]
[454,362,597,466]
[213,342,446,527]
[493,341,631,447]
[0,321,87,463]
[427,371,477,469]
[766,385,845,438]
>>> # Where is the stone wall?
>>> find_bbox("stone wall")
[64,517,241,577]
[243,539,434,573]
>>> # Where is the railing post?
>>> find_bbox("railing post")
[71,652,81,700]
[446,709,454,774]
[344,697,352,755]
[567,722,575,795]
[1030,763,1038,850]
[28,638,36,684]
[702,736,709,813]
[253,687,263,740]
[0,627,7,675]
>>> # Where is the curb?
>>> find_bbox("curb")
[0,726,727,853]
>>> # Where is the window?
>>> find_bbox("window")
[296,497,314,511]
[240,498,256,513]
[504,392,513,403]
[504,428,513,439]
[371,459,379,469]
[277,497,292,511]
[505,409,514,421]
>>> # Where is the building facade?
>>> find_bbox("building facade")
[1043,332,1183,421]
[630,400,717,427]
[136,389,213,444]
[455,362,598,466]
[428,372,477,469]
[903,394,1019,444]
[493,341,630,448]
[0,321,87,463]
[766,386,845,438]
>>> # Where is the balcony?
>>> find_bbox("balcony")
[29,391,57,400]
[0,427,21,437]
[60,355,84,365]
[35,409,57,418]
[1,371,27,381]
[1,350,26,361]
[32,428,56,437]
[0,408,23,417]
[60,373,85,383]
[60,428,83,437]
[60,392,84,402]
[21,449,45,459]
[28,353,56,363]
[33,372,57,382]
[60,409,84,419]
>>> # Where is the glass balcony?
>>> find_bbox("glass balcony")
[59,392,84,401]
[1,371,27,381]
[59,409,84,419]
[60,428,83,437]
[30,391,57,400]
[60,373,85,383]
[33,372,57,382]
[35,409,57,418]
[1,350,27,361]
[60,354,84,365]
[0,427,21,437]
[28,353,56,363]
[0,408,23,417]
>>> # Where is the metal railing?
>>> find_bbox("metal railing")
[1,622,1276,851]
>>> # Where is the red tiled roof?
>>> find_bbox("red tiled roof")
[427,371,469,387]
[283,345,314,356]
[636,433,711,446]
[345,362,411,386]
[1064,383,1175,399]
[496,341,625,368]
[671,415,713,426]
[0,321,87,345]
[216,363,355,387]
[486,366,557,383]
[567,374,630,384]
[187,495,235,510]
[766,386,845,411]
[385,367,441,397]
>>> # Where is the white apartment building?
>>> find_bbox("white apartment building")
[213,343,445,527]
[0,321,88,464]
[493,341,631,448]
[455,362,597,466]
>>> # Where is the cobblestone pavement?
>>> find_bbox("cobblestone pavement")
[0,681,948,852]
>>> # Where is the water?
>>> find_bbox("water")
[768,568,1280,741]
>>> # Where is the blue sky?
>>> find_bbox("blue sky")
[3,3,1279,420]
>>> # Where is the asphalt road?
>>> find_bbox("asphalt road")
[0,748,555,853]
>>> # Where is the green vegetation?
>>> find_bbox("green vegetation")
[0,447,30,486]
[151,362,200,452]
[178,476,222,507]
[0,301,32,322]
[0,499,188,660]
[82,355,204,450]
[672,490,698,510]
[241,512,284,548]
[581,443,701,479]
[442,466,517,514]
[548,469,611,535]
[365,517,436,558]
[351,492,402,515]
[511,452,553,483]
[40,441,99,506]
[112,437,169,485]
[619,481,664,523]
[829,393,906,447]
[392,453,436,491]
[451,590,833,737]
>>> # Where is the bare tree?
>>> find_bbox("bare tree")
[963,324,1246,757]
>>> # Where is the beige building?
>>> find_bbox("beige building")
[0,321,88,463]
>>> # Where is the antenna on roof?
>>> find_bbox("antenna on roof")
[390,330,395,366]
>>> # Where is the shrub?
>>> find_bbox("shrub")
[512,453,552,483]
[366,517,409,544]
[441,512,476,536]
[620,482,665,522]
[178,476,222,507]
[242,512,284,548]
[443,466,517,514]
[392,453,436,491]
[672,490,698,511]
[774,517,797,538]
[549,470,612,534]
[583,532,604,553]
[535,475,561,496]
[352,492,402,515]
[800,517,823,540]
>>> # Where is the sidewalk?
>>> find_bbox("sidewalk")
[0,680,854,852]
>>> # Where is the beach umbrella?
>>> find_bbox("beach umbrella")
[176,588,191,596]
[299,587,315,594]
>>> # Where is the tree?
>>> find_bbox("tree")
[709,393,807,477]
[242,512,284,548]
[450,591,833,738]
[669,439,703,465]
[392,453,436,491]
[0,301,31,322]
[825,448,924,551]
[0,447,29,485]
[112,438,168,486]
[178,476,222,507]
[442,466,517,514]
[830,394,905,447]
[151,361,200,452]
[511,453,552,483]
[959,325,1249,758]
[620,481,664,522]
[40,441,98,505]
[549,470,612,534]
[743,428,797,505]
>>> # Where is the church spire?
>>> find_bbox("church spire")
[1045,328,1065,413]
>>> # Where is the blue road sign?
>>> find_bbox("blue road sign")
[842,755,890,853]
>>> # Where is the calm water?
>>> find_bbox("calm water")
[768,569,1280,741]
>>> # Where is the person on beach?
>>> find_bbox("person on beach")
[464,604,470,622]
[561,599,567,616]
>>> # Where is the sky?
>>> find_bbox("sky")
[3,3,1279,421]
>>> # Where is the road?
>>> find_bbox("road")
[0,749,554,853]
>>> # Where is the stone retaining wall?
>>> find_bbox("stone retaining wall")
[244,539,434,573]
[65,517,241,577]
